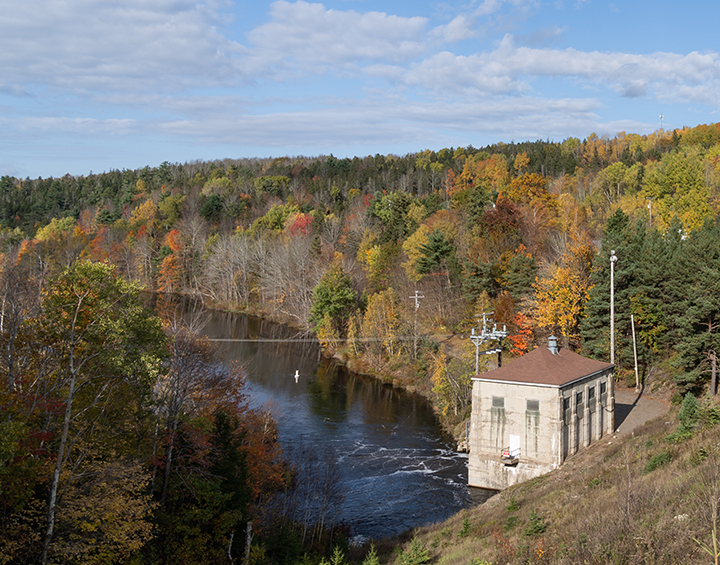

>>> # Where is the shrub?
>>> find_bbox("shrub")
[644,449,672,473]
[362,544,380,565]
[458,516,471,538]
[397,536,430,565]
[691,446,709,466]
[668,392,700,442]
[700,400,720,427]
[523,510,547,537]
[504,515,519,532]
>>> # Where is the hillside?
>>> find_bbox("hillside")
[4,123,720,564]
[354,380,720,565]
[3,124,720,434]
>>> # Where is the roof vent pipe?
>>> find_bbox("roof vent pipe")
[548,335,559,355]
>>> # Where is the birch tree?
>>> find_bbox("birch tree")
[35,261,167,564]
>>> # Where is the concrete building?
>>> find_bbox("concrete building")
[468,336,614,491]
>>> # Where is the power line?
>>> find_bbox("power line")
[208,336,434,343]
[209,338,320,343]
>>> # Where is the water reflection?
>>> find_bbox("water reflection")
[197,308,481,539]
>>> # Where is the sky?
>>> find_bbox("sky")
[1,0,719,179]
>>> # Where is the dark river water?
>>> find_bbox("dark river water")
[199,309,488,541]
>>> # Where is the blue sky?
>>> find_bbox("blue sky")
[1,0,719,178]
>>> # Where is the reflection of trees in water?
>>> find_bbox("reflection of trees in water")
[154,295,317,342]
[307,360,350,422]
[208,309,316,342]
[305,356,443,432]
[162,303,321,388]
[342,363,442,432]
[260,442,344,547]
[162,301,444,433]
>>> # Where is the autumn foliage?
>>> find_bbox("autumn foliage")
[3,124,720,561]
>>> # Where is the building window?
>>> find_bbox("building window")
[525,399,540,457]
[562,396,571,424]
[490,396,506,449]
[600,381,607,395]
[576,391,583,419]
[589,386,595,401]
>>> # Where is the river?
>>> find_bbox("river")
[199,309,489,541]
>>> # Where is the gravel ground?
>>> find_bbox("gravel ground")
[613,386,671,435]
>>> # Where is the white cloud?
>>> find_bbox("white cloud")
[16,116,138,135]
[246,0,430,70]
[515,26,564,47]
[432,14,477,43]
[2,0,719,178]
[7,0,713,110]
[148,91,604,150]
[386,35,720,105]
[473,0,504,17]
[0,0,247,93]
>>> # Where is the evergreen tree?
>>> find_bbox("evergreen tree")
[502,251,537,301]
[372,191,415,243]
[462,259,501,301]
[416,229,458,283]
[671,218,720,393]
[580,209,631,362]
[309,259,357,334]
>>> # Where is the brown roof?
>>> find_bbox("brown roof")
[474,346,614,387]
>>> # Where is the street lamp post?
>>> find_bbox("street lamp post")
[610,250,617,365]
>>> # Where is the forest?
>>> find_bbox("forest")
[2,122,720,563]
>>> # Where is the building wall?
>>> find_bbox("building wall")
[468,381,562,490]
[468,369,614,490]
[559,369,614,457]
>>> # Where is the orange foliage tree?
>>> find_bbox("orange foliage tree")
[506,173,554,206]
[533,239,594,349]
[157,229,183,293]
[451,153,509,207]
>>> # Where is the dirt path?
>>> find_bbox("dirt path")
[613,387,671,435]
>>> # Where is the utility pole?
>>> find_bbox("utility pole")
[631,314,639,392]
[409,290,424,360]
[610,250,617,365]
[469,312,508,373]
[470,327,481,375]
[710,350,717,396]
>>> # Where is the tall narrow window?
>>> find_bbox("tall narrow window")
[576,391,583,419]
[490,396,506,449]
[525,399,540,457]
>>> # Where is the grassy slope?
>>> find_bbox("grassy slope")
[357,388,720,565]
